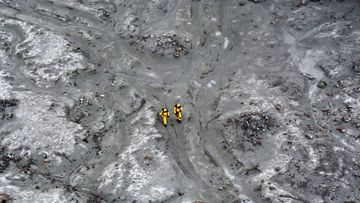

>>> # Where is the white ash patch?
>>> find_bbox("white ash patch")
[1,18,87,88]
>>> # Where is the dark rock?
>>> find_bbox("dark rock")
[242,164,261,175]
[317,80,327,89]
[156,0,168,9]
[239,1,247,6]
[96,8,110,20]
[0,98,18,112]
[353,87,360,93]
[352,54,360,73]
[0,98,19,121]
[342,114,351,123]
[275,104,283,112]
[353,64,360,73]
[0,193,11,203]
[269,186,276,191]
[305,134,314,140]
[254,184,262,191]
[336,126,346,133]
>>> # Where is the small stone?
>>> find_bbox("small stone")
[342,114,351,123]
[337,80,344,86]
[321,107,330,113]
[296,26,303,31]
[353,87,360,93]
[305,134,314,140]
[174,51,180,58]
[345,103,353,111]
[178,190,184,196]
[307,125,314,131]
[7,113,13,118]
[353,64,360,73]
[317,80,327,89]
[239,1,247,6]
[143,155,152,160]
[254,184,262,191]
[336,126,346,133]
[275,104,283,112]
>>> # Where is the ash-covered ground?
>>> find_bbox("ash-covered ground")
[0,0,360,202]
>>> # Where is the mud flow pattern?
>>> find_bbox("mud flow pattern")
[0,0,360,202]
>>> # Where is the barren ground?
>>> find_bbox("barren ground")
[1,0,360,202]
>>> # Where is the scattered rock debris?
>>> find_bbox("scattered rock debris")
[130,33,191,57]
[224,112,275,146]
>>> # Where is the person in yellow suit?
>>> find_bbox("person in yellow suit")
[173,103,183,122]
[159,107,170,127]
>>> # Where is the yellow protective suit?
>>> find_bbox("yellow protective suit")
[173,104,183,122]
[159,107,170,126]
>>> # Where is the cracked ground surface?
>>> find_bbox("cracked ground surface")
[1,0,360,202]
